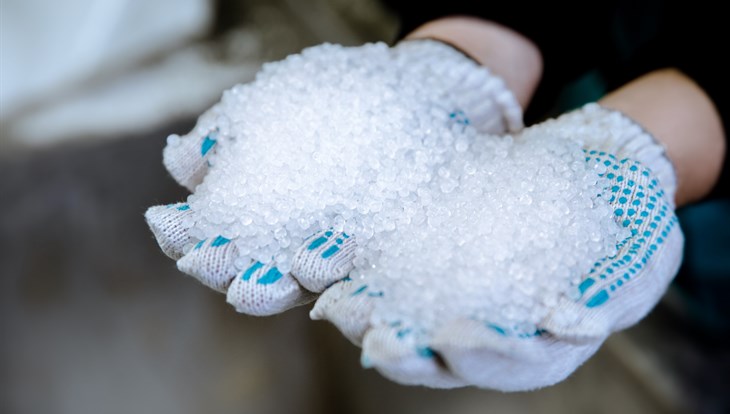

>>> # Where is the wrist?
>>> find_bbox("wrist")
[393,39,523,133]
[599,69,726,206]
[403,16,542,110]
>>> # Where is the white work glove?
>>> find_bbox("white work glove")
[311,104,684,390]
[145,40,522,315]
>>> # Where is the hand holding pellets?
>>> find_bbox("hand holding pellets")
[145,42,682,390]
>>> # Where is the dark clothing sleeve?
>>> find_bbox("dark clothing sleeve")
[382,0,728,198]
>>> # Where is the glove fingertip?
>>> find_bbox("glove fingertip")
[162,132,214,191]
[226,262,314,316]
[145,203,194,260]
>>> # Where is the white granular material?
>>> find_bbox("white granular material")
[174,43,625,334]
[361,127,624,336]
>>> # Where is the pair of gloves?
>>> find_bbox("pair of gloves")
[145,40,683,391]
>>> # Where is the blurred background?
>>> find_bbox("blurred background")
[1,0,729,413]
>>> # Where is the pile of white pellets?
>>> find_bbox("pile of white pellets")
[181,43,625,335]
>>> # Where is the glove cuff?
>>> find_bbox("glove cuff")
[393,39,523,134]
[546,103,678,204]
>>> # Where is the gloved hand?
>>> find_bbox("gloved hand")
[311,104,684,390]
[145,40,522,315]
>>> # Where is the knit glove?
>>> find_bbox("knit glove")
[311,104,684,390]
[145,40,522,315]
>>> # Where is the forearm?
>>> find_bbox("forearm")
[403,16,542,109]
[599,69,726,206]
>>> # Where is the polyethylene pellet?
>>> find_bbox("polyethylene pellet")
[184,43,626,340]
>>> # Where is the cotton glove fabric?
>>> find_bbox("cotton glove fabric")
[311,104,683,390]
[146,40,522,316]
